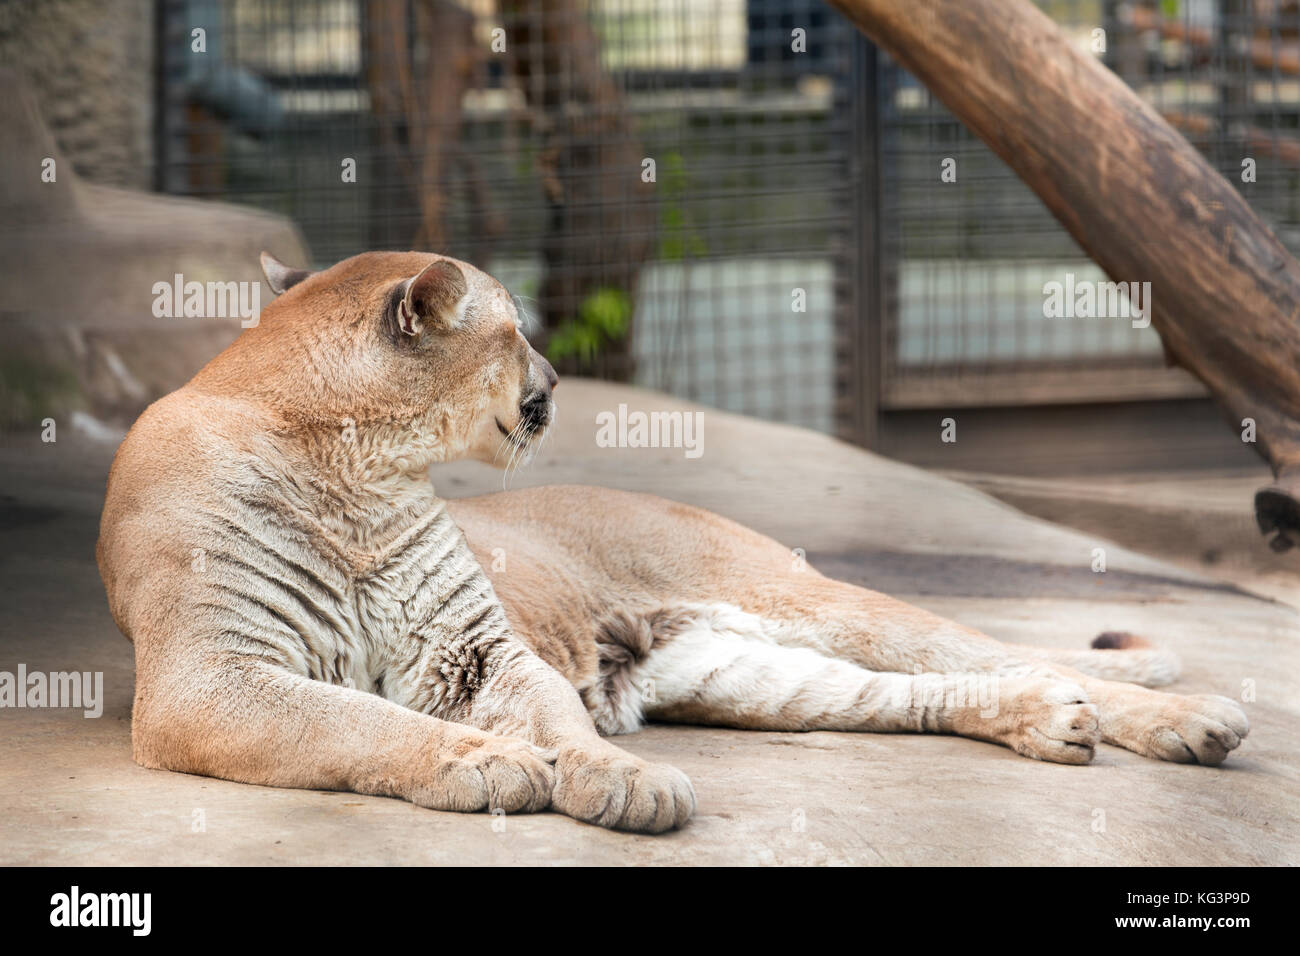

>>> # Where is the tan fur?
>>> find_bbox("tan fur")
[98,251,1249,835]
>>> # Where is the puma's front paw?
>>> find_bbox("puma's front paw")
[551,745,696,833]
[967,678,1101,765]
[1118,693,1249,766]
[415,733,556,815]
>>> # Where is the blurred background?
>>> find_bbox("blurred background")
[3,0,1299,479]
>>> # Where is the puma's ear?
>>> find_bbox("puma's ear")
[397,259,469,337]
[260,251,314,296]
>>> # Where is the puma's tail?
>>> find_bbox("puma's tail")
[1017,631,1181,687]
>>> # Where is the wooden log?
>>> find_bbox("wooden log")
[827,0,1300,550]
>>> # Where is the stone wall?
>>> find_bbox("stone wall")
[0,66,310,432]
[0,0,155,189]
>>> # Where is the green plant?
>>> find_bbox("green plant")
[546,287,633,365]
[656,151,708,262]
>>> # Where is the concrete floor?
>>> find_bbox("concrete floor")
[1,380,1297,865]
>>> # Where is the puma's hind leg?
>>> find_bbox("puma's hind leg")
[740,576,1249,766]
[582,605,1102,764]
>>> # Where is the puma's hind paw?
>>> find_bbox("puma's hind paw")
[959,678,1101,765]
[1124,693,1250,766]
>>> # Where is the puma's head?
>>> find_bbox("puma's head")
[208,250,557,473]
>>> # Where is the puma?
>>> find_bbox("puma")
[96,251,1249,833]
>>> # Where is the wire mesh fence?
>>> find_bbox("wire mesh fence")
[155,0,1300,439]
[157,0,856,433]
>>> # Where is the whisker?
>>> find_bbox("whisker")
[501,417,527,490]
[509,292,542,336]
[492,426,512,467]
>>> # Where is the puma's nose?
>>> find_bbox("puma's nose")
[538,354,558,393]
[521,391,552,428]
[523,349,557,428]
